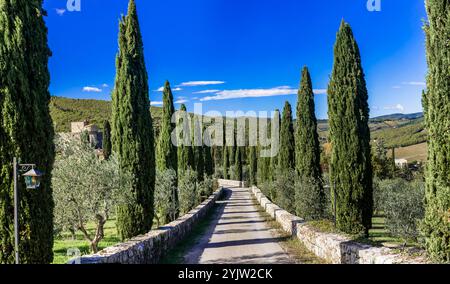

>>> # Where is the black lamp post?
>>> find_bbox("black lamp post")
[13,157,43,264]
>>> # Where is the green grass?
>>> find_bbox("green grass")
[52,219,121,264]
[308,220,340,234]
[366,215,419,248]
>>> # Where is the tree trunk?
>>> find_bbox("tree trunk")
[90,214,106,253]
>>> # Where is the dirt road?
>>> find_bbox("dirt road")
[183,187,294,264]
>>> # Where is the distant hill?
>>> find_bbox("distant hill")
[370,112,423,122]
[50,96,163,133]
[50,97,427,149]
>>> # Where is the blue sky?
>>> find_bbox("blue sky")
[44,0,428,119]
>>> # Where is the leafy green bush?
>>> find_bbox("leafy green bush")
[178,170,199,215]
[274,169,296,215]
[295,175,325,221]
[372,178,387,215]
[259,181,277,202]
[198,175,214,202]
[154,169,178,227]
[378,179,425,242]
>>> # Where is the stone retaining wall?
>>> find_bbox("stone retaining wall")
[68,187,224,264]
[250,186,428,264]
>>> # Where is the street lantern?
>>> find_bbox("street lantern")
[22,168,43,189]
[12,157,44,264]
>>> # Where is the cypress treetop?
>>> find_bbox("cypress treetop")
[111,0,155,240]
[327,20,373,235]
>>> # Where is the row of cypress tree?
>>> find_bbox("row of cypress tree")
[235,21,373,236]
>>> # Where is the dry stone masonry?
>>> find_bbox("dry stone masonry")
[68,187,224,264]
[250,185,429,264]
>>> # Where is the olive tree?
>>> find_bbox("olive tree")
[53,135,131,253]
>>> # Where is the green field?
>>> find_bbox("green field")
[389,143,428,162]
[53,219,120,264]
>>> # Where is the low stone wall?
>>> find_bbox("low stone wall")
[68,187,224,264]
[218,179,246,188]
[252,186,303,235]
[250,186,428,264]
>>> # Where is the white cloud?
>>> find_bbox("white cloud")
[155,86,182,92]
[193,89,221,94]
[198,86,327,101]
[384,104,405,112]
[200,86,296,101]
[402,81,426,86]
[180,81,226,87]
[392,86,401,89]
[102,83,109,88]
[175,99,189,104]
[82,86,102,93]
[151,101,163,106]
[55,9,66,16]
[313,89,327,95]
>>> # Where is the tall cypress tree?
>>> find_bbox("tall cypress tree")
[177,104,193,176]
[223,145,229,179]
[295,67,324,219]
[249,146,258,185]
[421,0,450,262]
[212,144,221,177]
[103,120,112,160]
[228,119,237,167]
[257,116,272,184]
[327,20,373,235]
[157,81,178,222]
[192,116,204,180]
[279,102,295,171]
[269,109,281,181]
[157,81,177,172]
[195,146,205,180]
[0,0,55,264]
[111,0,155,240]
[234,146,243,181]
[204,146,214,177]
